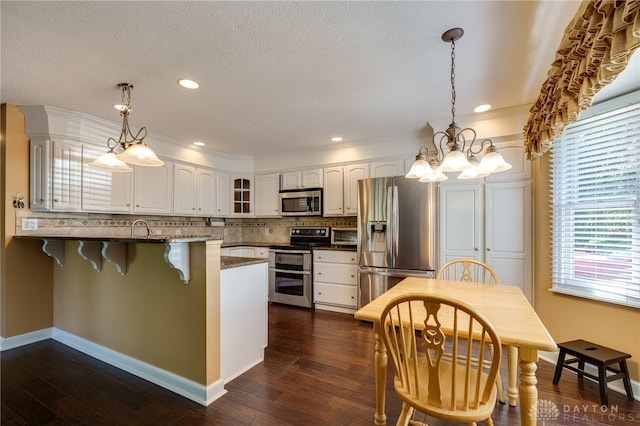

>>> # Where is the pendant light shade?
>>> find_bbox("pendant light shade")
[116,142,164,167]
[89,149,133,172]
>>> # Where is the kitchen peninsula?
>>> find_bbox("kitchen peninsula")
[15,234,269,406]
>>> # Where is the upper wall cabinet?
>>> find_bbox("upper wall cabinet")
[82,143,133,213]
[323,163,369,216]
[255,172,281,217]
[173,163,197,215]
[484,141,531,182]
[370,159,405,178]
[196,168,216,216]
[232,175,253,216]
[215,171,230,217]
[343,163,369,215]
[281,168,323,190]
[30,138,82,212]
[134,160,173,214]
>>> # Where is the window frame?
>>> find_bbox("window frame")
[550,91,640,309]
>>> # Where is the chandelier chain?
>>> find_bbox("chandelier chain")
[450,39,456,124]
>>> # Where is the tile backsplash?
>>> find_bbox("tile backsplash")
[14,210,356,245]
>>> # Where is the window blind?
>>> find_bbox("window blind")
[550,100,640,308]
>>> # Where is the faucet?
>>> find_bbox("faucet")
[131,219,152,238]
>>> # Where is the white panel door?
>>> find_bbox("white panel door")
[485,181,532,298]
[343,163,369,215]
[323,166,344,216]
[134,161,173,214]
[196,168,216,216]
[370,159,404,178]
[439,184,483,263]
[173,163,196,215]
[255,172,281,216]
[215,171,230,216]
[51,139,82,211]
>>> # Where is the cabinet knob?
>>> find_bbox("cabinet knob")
[318,292,322,295]
[351,275,355,278]
[126,203,131,206]
[136,204,140,207]
[474,248,478,251]
[198,208,201,210]
[192,208,196,210]
[318,272,322,275]
[487,248,491,252]
[54,199,59,202]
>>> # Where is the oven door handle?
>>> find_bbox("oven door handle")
[269,268,312,275]
[269,250,312,255]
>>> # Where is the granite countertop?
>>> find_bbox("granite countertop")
[221,256,269,270]
[220,242,273,248]
[14,235,223,244]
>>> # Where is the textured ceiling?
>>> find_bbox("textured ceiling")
[2,1,632,159]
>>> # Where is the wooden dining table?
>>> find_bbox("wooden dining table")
[354,277,557,426]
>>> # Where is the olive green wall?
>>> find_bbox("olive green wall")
[1,104,54,338]
[533,155,640,381]
[53,241,220,384]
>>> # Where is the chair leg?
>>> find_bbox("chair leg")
[495,371,505,404]
[485,417,494,426]
[397,403,413,426]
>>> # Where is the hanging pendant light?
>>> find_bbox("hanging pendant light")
[406,28,511,181]
[89,83,163,172]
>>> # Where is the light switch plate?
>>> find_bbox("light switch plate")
[22,218,38,230]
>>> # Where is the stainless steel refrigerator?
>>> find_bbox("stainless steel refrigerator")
[357,176,437,308]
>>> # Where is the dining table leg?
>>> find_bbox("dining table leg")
[519,348,540,426]
[507,345,519,406]
[373,323,388,426]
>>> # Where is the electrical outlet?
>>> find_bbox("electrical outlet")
[22,218,38,231]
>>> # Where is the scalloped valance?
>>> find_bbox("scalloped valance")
[523,0,640,159]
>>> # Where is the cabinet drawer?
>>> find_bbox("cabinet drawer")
[313,250,357,264]
[314,263,356,285]
[314,283,357,307]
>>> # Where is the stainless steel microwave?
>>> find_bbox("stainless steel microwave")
[331,227,357,246]
[278,189,322,216]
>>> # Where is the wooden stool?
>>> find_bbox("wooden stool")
[553,339,634,406]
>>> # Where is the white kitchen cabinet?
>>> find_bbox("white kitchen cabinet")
[196,168,216,216]
[133,160,173,214]
[439,181,532,300]
[281,168,323,190]
[343,163,369,215]
[232,175,253,216]
[254,172,281,217]
[370,159,405,178]
[216,171,230,216]
[81,143,133,213]
[313,250,358,314]
[485,141,531,182]
[221,246,269,258]
[173,163,197,215]
[323,166,344,216]
[30,138,51,211]
[29,138,82,212]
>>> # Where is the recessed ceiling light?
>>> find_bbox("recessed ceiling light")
[474,104,492,113]
[178,79,199,89]
[193,141,205,146]
[331,136,343,142]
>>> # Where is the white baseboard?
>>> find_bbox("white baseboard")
[540,350,639,402]
[49,328,226,406]
[0,328,52,351]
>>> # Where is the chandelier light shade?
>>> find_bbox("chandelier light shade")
[406,28,511,182]
[89,83,164,172]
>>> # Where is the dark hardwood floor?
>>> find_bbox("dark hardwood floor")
[2,303,638,425]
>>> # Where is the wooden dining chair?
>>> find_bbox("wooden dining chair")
[436,259,500,285]
[436,259,506,404]
[379,293,502,426]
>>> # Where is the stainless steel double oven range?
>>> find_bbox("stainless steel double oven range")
[268,227,330,308]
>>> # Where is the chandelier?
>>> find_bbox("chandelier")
[406,28,511,182]
[89,83,164,172]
